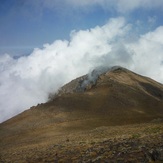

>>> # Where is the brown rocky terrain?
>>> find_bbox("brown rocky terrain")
[0,66,163,162]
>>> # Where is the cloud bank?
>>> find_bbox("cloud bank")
[0,17,163,122]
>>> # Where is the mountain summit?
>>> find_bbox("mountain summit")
[53,66,163,125]
[1,67,163,162]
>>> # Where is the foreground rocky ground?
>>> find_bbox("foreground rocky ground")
[1,121,163,163]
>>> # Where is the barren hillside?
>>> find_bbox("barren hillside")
[1,67,163,162]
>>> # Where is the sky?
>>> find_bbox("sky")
[0,0,163,122]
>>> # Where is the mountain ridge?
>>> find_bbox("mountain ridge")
[54,66,163,100]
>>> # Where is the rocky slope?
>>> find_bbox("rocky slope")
[0,66,163,162]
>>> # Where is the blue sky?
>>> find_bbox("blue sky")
[1,0,163,122]
[0,0,163,56]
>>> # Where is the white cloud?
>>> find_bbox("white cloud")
[127,26,163,81]
[0,17,163,122]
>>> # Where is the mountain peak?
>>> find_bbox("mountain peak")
[55,66,128,97]
[54,66,163,101]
